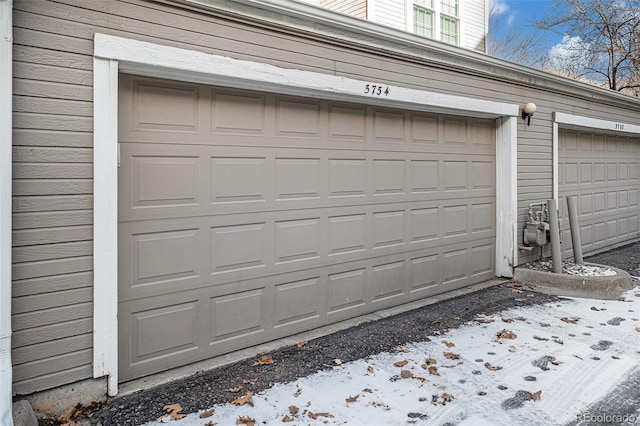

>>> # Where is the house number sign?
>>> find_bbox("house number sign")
[615,123,625,130]
[364,84,390,96]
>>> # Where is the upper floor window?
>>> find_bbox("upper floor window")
[411,0,460,45]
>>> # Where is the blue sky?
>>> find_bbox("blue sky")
[490,0,562,52]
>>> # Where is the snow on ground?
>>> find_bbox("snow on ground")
[147,288,640,426]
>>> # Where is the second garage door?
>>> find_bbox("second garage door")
[559,129,640,257]
[117,75,497,381]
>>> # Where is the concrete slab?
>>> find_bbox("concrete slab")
[12,400,37,426]
[513,263,634,300]
[24,377,107,417]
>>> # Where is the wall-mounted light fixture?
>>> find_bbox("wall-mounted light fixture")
[521,102,537,126]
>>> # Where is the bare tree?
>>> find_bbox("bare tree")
[535,0,640,93]
[488,2,548,68]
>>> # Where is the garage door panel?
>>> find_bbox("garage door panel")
[119,76,496,381]
[559,129,640,257]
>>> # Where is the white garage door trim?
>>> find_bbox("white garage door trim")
[552,112,640,200]
[93,33,518,395]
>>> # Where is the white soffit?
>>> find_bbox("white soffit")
[93,34,518,118]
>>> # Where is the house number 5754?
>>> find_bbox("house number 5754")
[364,84,390,96]
[615,123,625,130]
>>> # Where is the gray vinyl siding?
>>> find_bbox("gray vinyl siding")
[463,0,486,52]
[9,0,640,394]
[320,0,367,19]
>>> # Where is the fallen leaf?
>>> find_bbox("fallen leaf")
[561,317,580,324]
[478,391,487,396]
[428,366,440,376]
[58,406,76,423]
[636,327,640,332]
[453,316,461,321]
[441,340,455,348]
[227,386,243,393]
[415,376,428,382]
[553,338,564,345]
[231,396,248,406]
[485,362,502,371]
[253,355,275,366]
[525,390,542,401]
[441,393,454,404]
[509,345,517,352]
[433,330,441,336]
[236,416,255,426]
[425,358,437,365]
[367,365,374,374]
[200,409,215,419]
[444,352,460,360]
[333,358,342,365]
[400,369,413,379]
[394,346,410,353]
[246,391,254,407]
[540,323,551,327]
[502,318,514,323]
[204,421,217,426]
[512,288,523,293]
[308,412,331,419]
[289,406,299,415]
[496,329,517,339]
[362,388,373,393]
[477,319,495,324]
[296,341,308,348]
[293,387,302,397]
[163,404,186,421]
[243,378,258,385]
[394,360,409,367]
[346,394,359,403]
[282,415,295,422]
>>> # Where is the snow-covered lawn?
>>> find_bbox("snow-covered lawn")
[148,288,640,426]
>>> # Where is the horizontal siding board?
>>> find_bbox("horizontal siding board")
[13,78,93,101]
[12,195,93,213]
[14,113,93,132]
[13,130,92,148]
[11,318,92,348]
[13,96,93,117]
[13,146,92,164]
[12,21,93,55]
[12,365,93,396]
[13,44,92,70]
[12,256,93,281]
[12,241,93,263]
[13,211,92,230]
[13,61,93,86]
[14,349,92,382]
[12,271,93,298]
[12,302,92,329]
[13,163,92,179]
[13,180,93,197]
[13,225,93,246]
[11,334,92,366]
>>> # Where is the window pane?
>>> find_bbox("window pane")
[413,6,434,38]
[440,15,459,44]
[440,0,459,17]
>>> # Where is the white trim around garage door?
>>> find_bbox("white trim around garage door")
[552,112,640,202]
[93,33,519,395]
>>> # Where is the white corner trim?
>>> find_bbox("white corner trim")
[552,121,558,201]
[92,33,519,394]
[496,116,517,278]
[93,57,119,396]
[94,34,518,118]
[1,1,13,423]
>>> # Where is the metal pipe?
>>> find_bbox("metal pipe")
[566,195,584,265]
[547,199,562,273]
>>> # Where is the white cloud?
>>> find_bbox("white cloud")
[546,35,594,78]
[489,0,510,15]
[507,14,515,25]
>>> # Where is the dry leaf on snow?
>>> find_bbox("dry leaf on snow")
[496,329,517,339]
[204,421,217,426]
[561,317,580,324]
[428,366,440,376]
[441,340,455,348]
[236,416,255,426]
[636,327,640,332]
[282,415,295,422]
[308,412,331,420]
[540,323,551,327]
[525,390,542,401]
[400,370,413,379]
[394,360,409,367]
[484,362,502,371]
[231,391,254,407]
[395,346,410,353]
[253,355,275,366]
[163,404,186,421]
[346,394,359,403]
[553,338,564,345]
[367,365,374,374]
[333,358,343,365]
[425,358,437,365]
[444,352,460,360]
[199,409,215,419]
[502,318,514,323]
[362,388,373,393]
[289,405,299,415]
[442,393,454,404]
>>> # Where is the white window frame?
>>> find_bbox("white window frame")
[93,33,518,395]
[406,0,462,46]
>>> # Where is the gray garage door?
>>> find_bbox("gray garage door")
[558,129,640,258]
[117,75,496,381]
